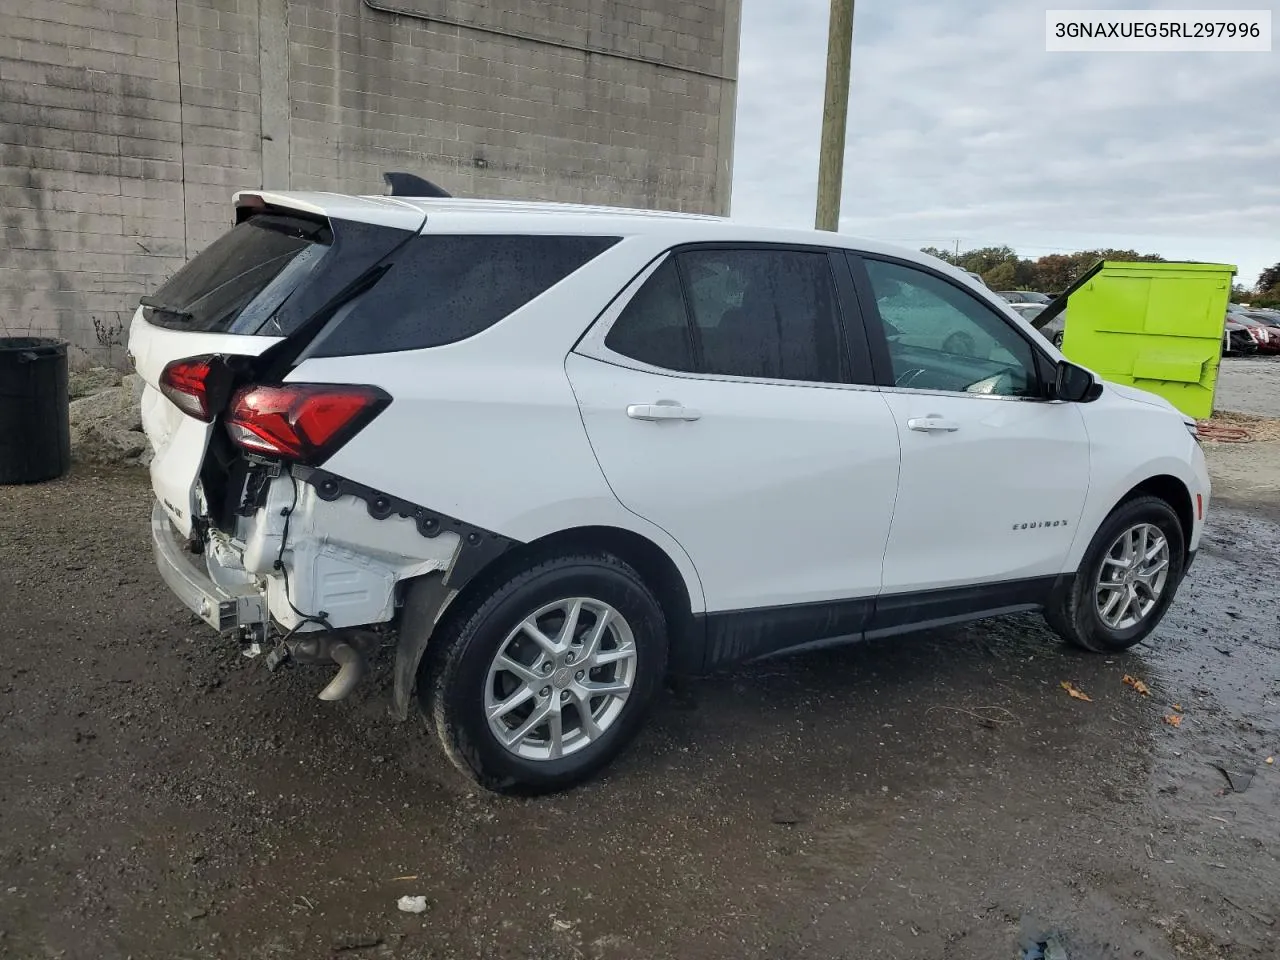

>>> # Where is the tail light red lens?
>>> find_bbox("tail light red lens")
[225,384,389,463]
[160,356,220,421]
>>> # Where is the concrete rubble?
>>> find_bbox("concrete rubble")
[68,366,151,467]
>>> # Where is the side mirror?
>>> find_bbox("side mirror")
[1052,360,1102,402]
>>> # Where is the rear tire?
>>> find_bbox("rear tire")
[1046,495,1186,653]
[419,552,668,794]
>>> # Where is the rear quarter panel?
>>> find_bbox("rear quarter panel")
[287,236,708,612]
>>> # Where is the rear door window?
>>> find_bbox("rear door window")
[679,248,846,383]
[602,247,854,384]
[310,234,619,357]
[603,259,698,372]
[144,214,332,333]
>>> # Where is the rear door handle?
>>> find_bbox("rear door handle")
[906,415,959,433]
[626,401,701,422]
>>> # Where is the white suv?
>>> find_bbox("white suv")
[131,190,1210,793]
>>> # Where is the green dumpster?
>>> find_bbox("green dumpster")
[1042,260,1236,421]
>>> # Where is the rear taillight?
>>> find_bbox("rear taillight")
[160,356,221,421]
[224,384,389,463]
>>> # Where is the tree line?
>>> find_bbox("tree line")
[1243,263,1280,308]
[919,245,1165,294]
[922,245,1280,308]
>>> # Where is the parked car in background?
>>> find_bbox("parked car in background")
[998,291,1052,305]
[131,190,1210,792]
[1232,314,1280,354]
[1224,319,1259,356]
[1010,302,1066,348]
[1243,310,1280,332]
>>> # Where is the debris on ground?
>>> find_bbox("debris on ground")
[770,804,806,825]
[1199,410,1280,444]
[1215,765,1254,793]
[1163,714,1183,728]
[1223,894,1277,927]
[1121,675,1151,696]
[1060,681,1092,702]
[332,933,383,952]
[68,366,123,399]
[1267,757,1275,765]
[925,704,1019,727]
[67,369,150,467]
[396,895,429,914]
[1172,703,1183,712]
[1023,934,1069,959]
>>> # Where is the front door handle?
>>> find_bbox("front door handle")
[626,401,701,422]
[907,415,959,433]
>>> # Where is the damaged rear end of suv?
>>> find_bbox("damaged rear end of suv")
[132,188,660,795]
[133,192,441,700]
[133,190,609,728]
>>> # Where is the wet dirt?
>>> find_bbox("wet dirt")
[1,467,1277,960]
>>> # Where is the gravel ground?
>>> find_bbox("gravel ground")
[1216,357,1280,419]
[1,462,1277,960]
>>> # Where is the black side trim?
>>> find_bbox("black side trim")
[291,466,518,589]
[700,597,874,670]
[696,575,1064,671]
[866,576,1060,639]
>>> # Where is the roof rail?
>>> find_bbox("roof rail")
[383,172,451,198]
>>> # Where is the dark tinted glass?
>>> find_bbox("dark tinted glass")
[145,214,332,333]
[312,235,618,356]
[603,259,696,371]
[680,249,844,382]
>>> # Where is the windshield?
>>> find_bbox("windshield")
[143,214,332,333]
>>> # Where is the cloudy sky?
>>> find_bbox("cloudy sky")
[731,0,1279,287]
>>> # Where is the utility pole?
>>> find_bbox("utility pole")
[954,238,960,260]
[815,0,854,231]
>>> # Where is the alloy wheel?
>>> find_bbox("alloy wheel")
[1095,522,1171,630]
[483,598,637,760]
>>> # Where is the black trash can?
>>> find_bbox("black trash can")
[0,337,72,485]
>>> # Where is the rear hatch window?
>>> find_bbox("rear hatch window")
[142,214,332,335]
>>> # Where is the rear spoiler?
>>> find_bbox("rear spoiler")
[231,185,433,233]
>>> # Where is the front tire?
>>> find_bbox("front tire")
[1046,495,1186,653]
[420,552,668,794]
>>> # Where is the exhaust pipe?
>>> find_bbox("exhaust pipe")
[317,641,367,702]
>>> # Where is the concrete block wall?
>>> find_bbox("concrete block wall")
[0,0,740,366]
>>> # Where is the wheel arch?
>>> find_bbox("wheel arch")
[1122,474,1194,549]
[463,525,703,673]
[1066,463,1199,572]
[391,523,706,720]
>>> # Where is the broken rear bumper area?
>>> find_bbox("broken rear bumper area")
[151,501,266,634]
